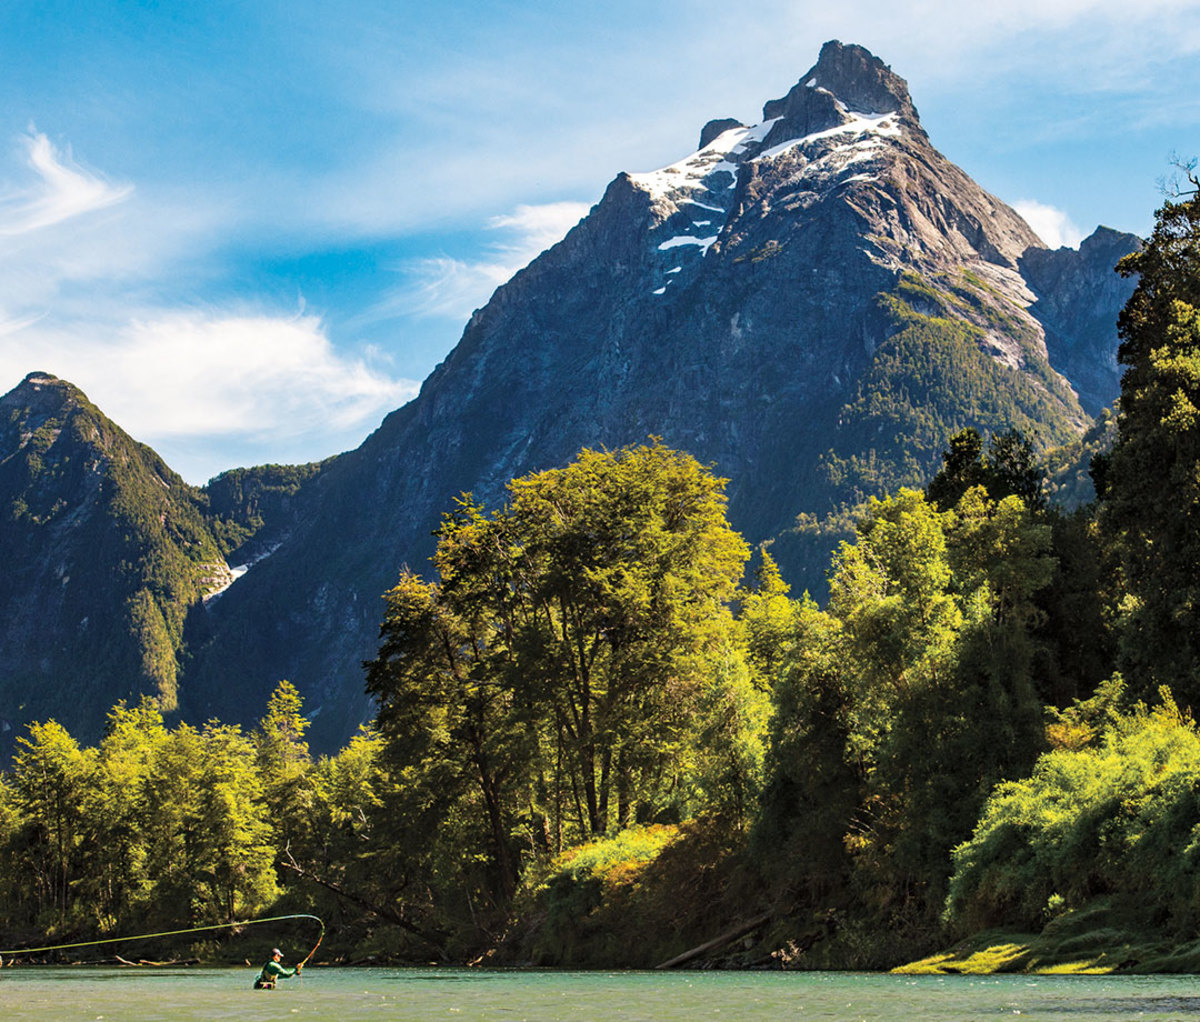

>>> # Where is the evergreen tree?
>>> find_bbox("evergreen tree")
[1101,185,1200,703]
[926,427,1045,511]
[255,680,314,868]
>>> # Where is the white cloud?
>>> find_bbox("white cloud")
[364,200,591,324]
[487,201,592,253]
[0,132,132,236]
[105,311,416,438]
[1,309,418,481]
[1013,199,1086,249]
[0,129,422,482]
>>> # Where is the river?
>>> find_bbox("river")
[2,966,1200,1021]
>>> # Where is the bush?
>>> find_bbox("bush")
[946,690,1200,936]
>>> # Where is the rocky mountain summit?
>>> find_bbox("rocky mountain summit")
[1,42,1141,750]
[180,41,1139,746]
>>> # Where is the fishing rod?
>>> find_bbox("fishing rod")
[0,912,324,969]
[297,916,325,969]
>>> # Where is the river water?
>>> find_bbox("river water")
[2,966,1200,1021]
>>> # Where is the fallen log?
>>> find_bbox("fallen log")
[654,912,772,970]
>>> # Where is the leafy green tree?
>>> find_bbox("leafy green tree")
[0,775,20,924]
[366,568,530,907]
[365,442,750,925]
[1101,187,1200,702]
[686,634,770,826]
[739,551,796,690]
[827,490,963,912]
[256,680,314,866]
[139,721,278,925]
[752,595,858,904]
[926,427,1045,511]
[1030,510,1116,707]
[813,486,1052,936]
[188,723,280,921]
[6,721,95,929]
[79,699,170,930]
[496,442,750,837]
[946,686,1200,938]
[305,727,386,872]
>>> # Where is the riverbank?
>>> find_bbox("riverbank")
[895,900,1200,975]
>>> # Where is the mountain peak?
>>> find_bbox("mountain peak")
[762,40,920,144]
[2,371,82,421]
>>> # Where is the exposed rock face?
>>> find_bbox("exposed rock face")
[182,41,1138,747]
[699,118,745,149]
[762,39,921,143]
[1021,226,1142,416]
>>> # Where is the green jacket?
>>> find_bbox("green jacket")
[256,959,298,987]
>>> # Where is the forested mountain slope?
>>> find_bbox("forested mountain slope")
[0,373,225,749]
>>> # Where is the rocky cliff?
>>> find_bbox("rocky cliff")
[1022,226,1143,416]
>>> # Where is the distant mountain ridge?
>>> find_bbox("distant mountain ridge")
[0,373,221,747]
[0,372,323,751]
[0,42,1141,751]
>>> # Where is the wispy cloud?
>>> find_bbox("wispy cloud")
[0,131,132,236]
[393,255,514,320]
[1013,199,1085,249]
[364,200,591,324]
[488,202,592,255]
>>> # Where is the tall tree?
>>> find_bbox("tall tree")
[6,721,94,929]
[815,487,1052,936]
[365,442,750,918]
[256,680,314,866]
[1101,185,1200,702]
[366,569,530,906]
[81,700,169,930]
[926,427,1046,512]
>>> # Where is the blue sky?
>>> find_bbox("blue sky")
[3,0,1199,484]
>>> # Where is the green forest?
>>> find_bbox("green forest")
[2,189,1200,973]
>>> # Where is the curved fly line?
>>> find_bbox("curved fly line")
[0,912,325,969]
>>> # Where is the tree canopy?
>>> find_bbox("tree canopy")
[1102,188,1200,704]
[364,441,755,915]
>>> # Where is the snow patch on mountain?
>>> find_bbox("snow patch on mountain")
[756,110,901,162]
[659,235,719,253]
[203,542,282,605]
[629,118,781,207]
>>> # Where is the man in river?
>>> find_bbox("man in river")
[254,947,303,989]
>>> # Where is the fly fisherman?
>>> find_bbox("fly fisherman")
[254,947,302,989]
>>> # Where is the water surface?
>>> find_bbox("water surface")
[3,966,1200,1021]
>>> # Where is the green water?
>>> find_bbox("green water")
[2,967,1200,1021]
